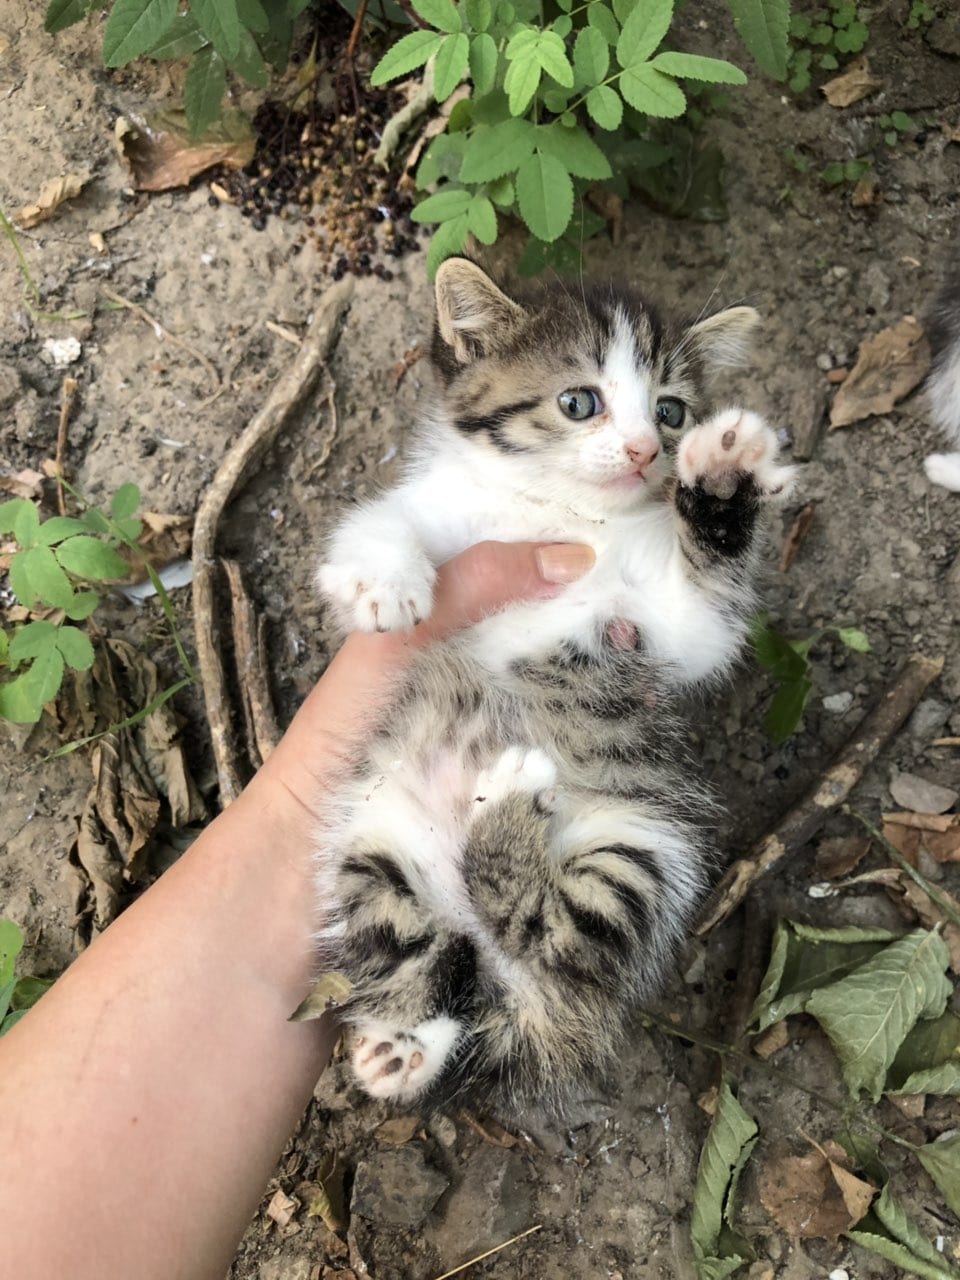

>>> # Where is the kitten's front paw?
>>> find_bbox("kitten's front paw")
[317,556,436,632]
[475,746,558,811]
[677,408,793,500]
[351,1016,462,1102]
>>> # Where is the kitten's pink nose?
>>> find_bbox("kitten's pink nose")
[624,439,660,470]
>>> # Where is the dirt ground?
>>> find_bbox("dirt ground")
[1,0,959,1276]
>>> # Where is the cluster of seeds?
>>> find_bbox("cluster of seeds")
[216,91,423,282]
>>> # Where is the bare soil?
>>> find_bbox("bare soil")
[1,1,959,1277]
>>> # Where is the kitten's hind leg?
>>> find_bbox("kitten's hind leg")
[350,1014,464,1102]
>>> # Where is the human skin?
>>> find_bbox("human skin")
[0,540,593,1280]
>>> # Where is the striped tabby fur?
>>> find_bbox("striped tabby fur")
[315,259,793,1115]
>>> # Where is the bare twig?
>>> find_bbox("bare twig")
[99,284,221,398]
[222,558,281,768]
[430,1225,543,1280]
[695,653,945,937]
[192,277,354,806]
[54,375,78,514]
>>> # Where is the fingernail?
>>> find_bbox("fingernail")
[536,543,595,584]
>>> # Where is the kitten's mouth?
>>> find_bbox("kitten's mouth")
[604,467,653,489]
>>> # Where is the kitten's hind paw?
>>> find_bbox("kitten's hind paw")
[677,408,794,501]
[317,555,436,633]
[350,1016,462,1102]
[474,746,558,812]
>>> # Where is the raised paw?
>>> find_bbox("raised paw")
[677,408,793,500]
[350,1015,462,1102]
[317,556,436,633]
[474,746,558,811]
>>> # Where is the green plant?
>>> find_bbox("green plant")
[820,155,870,186]
[44,0,312,136]
[907,0,936,28]
[878,109,915,147]
[787,0,868,93]
[0,483,194,728]
[0,920,53,1036]
[750,615,870,744]
[371,0,793,274]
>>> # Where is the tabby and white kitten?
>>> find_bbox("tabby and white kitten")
[925,263,960,492]
[315,259,792,1115]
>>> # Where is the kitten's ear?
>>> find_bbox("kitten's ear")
[435,258,525,363]
[686,305,760,371]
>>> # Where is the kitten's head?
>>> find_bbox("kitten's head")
[430,258,759,508]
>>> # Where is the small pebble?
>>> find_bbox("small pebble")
[822,691,853,714]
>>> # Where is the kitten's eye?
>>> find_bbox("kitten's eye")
[656,397,686,429]
[558,388,602,421]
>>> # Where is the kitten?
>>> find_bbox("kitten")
[315,259,793,1116]
[925,264,960,492]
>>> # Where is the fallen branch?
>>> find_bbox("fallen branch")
[695,652,945,937]
[222,558,280,768]
[192,277,354,805]
[54,375,78,514]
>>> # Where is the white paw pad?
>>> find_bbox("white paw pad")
[351,1016,462,1101]
[474,746,558,810]
[677,408,793,499]
[317,558,436,632]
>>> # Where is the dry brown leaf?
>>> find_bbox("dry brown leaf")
[851,174,880,207]
[16,173,91,228]
[457,1110,519,1147]
[821,54,881,107]
[753,1020,791,1060]
[308,1152,346,1234]
[266,1188,298,1227]
[115,109,255,192]
[886,876,960,973]
[882,812,960,865]
[815,834,870,880]
[697,1085,719,1116]
[945,122,960,145]
[883,811,956,833]
[376,1116,420,1145]
[0,468,44,500]
[925,826,960,863]
[830,317,930,428]
[882,821,921,866]
[779,502,816,572]
[389,343,425,390]
[758,1138,875,1240]
[116,510,193,582]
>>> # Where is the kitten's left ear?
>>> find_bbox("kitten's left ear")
[686,305,760,371]
[435,258,525,363]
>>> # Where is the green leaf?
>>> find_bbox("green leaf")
[412,0,461,31]
[487,176,515,206]
[13,500,40,549]
[371,29,444,84]
[103,0,177,65]
[848,1219,960,1280]
[552,14,572,38]
[620,64,686,117]
[650,51,747,84]
[873,1185,957,1268]
[416,131,468,186]
[11,975,54,1012]
[574,26,609,83]
[0,672,45,724]
[888,1009,960,1095]
[228,26,269,87]
[764,676,812,744]
[504,49,541,115]
[36,517,89,547]
[81,508,111,534]
[411,187,473,223]
[184,46,227,136]
[55,536,129,582]
[10,546,76,610]
[0,499,32,535]
[516,150,574,242]
[690,1080,758,1275]
[837,626,870,653]
[805,928,952,1101]
[467,195,497,244]
[469,31,498,93]
[616,0,672,67]
[9,621,58,663]
[190,0,242,60]
[726,0,789,80]
[0,630,8,664]
[465,0,492,30]
[536,124,612,179]
[0,920,24,986]
[434,30,469,100]
[45,0,91,34]
[236,0,269,31]
[260,5,292,68]
[588,4,620,45]
[425,214,470,278]
[147,11,207,58]
[536,30,574,85]
[506,27,538,55]
[460,118,536,182]
[891,110,914,132]
[114,517,144,543]
[55,626,95,672]
[751,617,808,678]
[917,1134,960,1220]
[62,590,99,622]
[586,83,623,129]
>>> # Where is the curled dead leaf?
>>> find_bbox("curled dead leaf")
[376,1116,420,1145]
[885,875,960,974]
[758,1137,875,1241]
[779,502,816,573]
[829,317,930,429]
[265,1188,298,1227]
[16,173,91,228]
[821,55,881,108]
[0,468,44,500]
[115,109,255,193]
[753,1020,791,1060]
[308,1151,347,1234]
[289,971,353,1022]
[815,835,870,880]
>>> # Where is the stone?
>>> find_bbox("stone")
[426,1147,532,1268]
[0,361,20,410]
[909,698,951,742]
[258,1257,313,1280]
[822,691,853,714]
[351,1146,448,1228]
[889,770,958,816]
